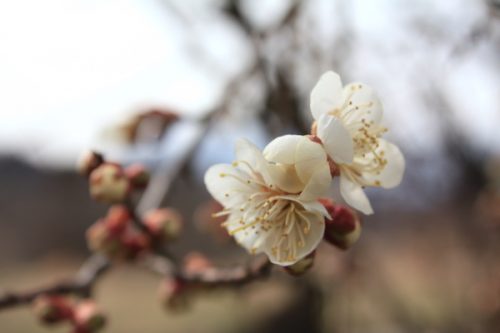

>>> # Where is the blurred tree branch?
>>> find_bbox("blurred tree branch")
[0,254,109,310]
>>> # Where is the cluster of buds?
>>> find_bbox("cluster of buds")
[79,151,150,204]
[86,205,183,260]
[86,205,150,259]
[32,296,105,333]
[81,151,185,258]
[142,208,183,242]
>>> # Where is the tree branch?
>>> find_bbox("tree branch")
[143,254,272,288]
[0,254,110,310]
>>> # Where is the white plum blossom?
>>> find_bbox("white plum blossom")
[310,71,405,215]
[204,135,331,266]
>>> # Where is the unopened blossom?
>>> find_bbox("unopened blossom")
[310,71,405,214]
[204,136,331,266]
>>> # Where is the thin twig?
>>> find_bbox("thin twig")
[0,254,110,310]
[144,254,272,288]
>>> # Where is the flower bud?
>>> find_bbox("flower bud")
[89,163,130,204]
[284,251,315,276]
[143,208,183,241]
[183,252,212,274]
[86,221,124,257]
[121,231,151,258]
[105,205,130,235]
[159,276,190,312]
[32,295,73,325]
[124,164,150,189]
[320,199,361,250]
[78,151,104,177]
[73,300,106,332]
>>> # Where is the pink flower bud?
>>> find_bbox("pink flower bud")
[72,300,106,332]
[121,231,151,259]
[284,251,315,276]
[183,252,212,274]
[143,208,183,241]
[32,295,73,325]
[320,198,362,250]
[124,164,150,189]
[89,163,130,204]
[86,221,124,257]
[104,205,130,235]
[78,151,104,177]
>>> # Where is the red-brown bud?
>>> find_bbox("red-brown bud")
[320,198,361,250]
[124,164,150,189]
[32,295,73,325]
[86,221,124,257]
[72,300,106,332]
[89,163,130,204]
[104,205,130,235]
[121,231,151,258]
[284,251,315,276]
[143,208,183,241]
[78,151,104,177]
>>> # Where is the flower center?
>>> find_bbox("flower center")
[326,84,389,182]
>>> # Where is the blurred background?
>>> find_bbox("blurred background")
[1,0,499,332]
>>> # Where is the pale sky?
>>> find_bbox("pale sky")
[0,0,498,169]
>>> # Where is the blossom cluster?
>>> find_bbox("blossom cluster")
[33,296,105,333]
[205,71,405,266]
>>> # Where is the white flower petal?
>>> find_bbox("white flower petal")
[235,138,272,184]
[294,136,329,184]
[263,209,325,266]
[227,215,270,255]
[204,164,251,207]
[274,195,330,218]
[263,135,331,195]
[317,113,354,164]
[363,139,405,189]
[342,82,383,125]
[310,71,343,120]
[301,200,331,219]
[267,163,304,194]
[263,135,303,164]
[299,163,331,202]
[339,174,373,215]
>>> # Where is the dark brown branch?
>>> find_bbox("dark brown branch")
[0,254,110,310]
[143,254,272,288]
